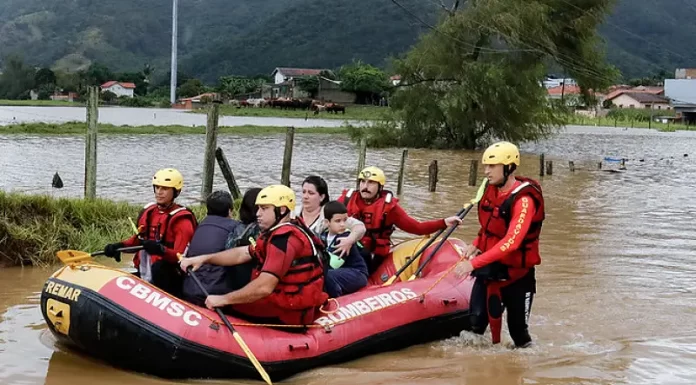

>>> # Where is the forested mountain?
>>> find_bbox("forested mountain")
[1,0,695,82]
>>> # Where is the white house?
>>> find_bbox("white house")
[271,67,328,85]
[100,81,136,98]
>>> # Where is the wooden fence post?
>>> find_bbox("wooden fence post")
[396,149,408,195]
[539,154,545,177]
[568,161,575,172]
[428,160,438,192]
[468,160,478,186]
[546,160,553,175]
[201,103,220,200]
[84,86,99,199]
[281,126,295,187]
[215,147,242,200]
[355,137,367,190]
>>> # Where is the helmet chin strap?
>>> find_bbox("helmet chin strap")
[271,207,290,229]
[497,164,516,188]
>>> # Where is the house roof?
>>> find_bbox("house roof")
[547,85,581,96]
[620,92,670,104]
[272,67,328,77]
[100,81,137,89]
[604,86,663,101]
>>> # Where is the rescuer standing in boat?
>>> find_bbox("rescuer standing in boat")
[104,168,197,297]
[338,166,463,273]
[455,141,545,348]
[179,184,328,326]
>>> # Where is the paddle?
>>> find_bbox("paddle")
[56,246,144,265]
[382,177,488,286]
[405,177,488,281]
[178,255,273,385]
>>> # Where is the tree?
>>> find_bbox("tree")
[35,68,57,88]
[178,78,206,98]
[0,55,36,100]
[338,61,389,104]
[370,0,618,149]
[295,76,319,98]
[217,76,264,98]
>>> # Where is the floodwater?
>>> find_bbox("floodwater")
[0,105,353,128]
[1,125,696,384]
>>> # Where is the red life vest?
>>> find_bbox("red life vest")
[338,189,397,257]
[476,176,545,269]
[248,220,329,325]
[133,202,198,268]
[475,176,544,344]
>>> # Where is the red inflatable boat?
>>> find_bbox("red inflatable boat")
[40,237,475,381]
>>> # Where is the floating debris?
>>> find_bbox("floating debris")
[52,172,64,189]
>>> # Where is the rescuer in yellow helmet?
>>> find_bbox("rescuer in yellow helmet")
[337,166,462,273]
[180,184,329,326]
[104,168,197,296]
[455,141,546,349]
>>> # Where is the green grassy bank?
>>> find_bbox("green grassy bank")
[0,122,346,135]
[0,191,218,267]
[0,99,84,107]
[197,104,387,121]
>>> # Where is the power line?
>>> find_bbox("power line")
[387,0,535,54]
[555,0,692,63]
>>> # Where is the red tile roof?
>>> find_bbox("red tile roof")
[604,86,664,101]
[100,81,137,89]
[547,85,581,95]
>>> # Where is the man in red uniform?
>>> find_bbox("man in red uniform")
[104,168,197,297]
[456,141,545,348]
[338,166,462,274]
[179,184,328,327]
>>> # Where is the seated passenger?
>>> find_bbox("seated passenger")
[181,191,242,307]
[179,184,329,326]
[320,201,369,298]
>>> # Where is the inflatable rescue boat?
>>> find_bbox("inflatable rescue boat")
[40,237,475,381]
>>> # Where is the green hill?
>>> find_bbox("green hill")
[1,0,694,82]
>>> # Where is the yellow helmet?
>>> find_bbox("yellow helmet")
[482,141,520,166]
[255,184,296,211]
[358,166,386,186]
[152,168,184,191]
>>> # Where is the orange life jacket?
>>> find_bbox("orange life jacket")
[249,220,329,325]
[133,202,197,268]
[476,176,545,269]
[338,189,397,257]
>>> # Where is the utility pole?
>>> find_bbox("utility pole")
[170,0,178,105]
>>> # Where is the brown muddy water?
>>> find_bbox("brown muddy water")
[1,125,695,384]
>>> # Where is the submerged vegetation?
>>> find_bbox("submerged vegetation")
[0,191,238,267]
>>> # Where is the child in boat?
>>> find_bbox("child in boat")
[320,201,369,297]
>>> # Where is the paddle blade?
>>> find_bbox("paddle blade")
[56,250,92,264]
[407,274,416,281]
[382,275,397,287]
[232,331,273,385]
[473,177,488,203]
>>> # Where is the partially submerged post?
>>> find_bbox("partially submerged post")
[568,161,575,172]
[546,160,553,175]
[356,137,367,190]
[84,86,99,199]
[201,102,220,200]
[539,154,545,177]
[428,160,438,192]
[396,149,408,195]
[281,126,295,187]
[215,147,242,200]
[468,160,478,186]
